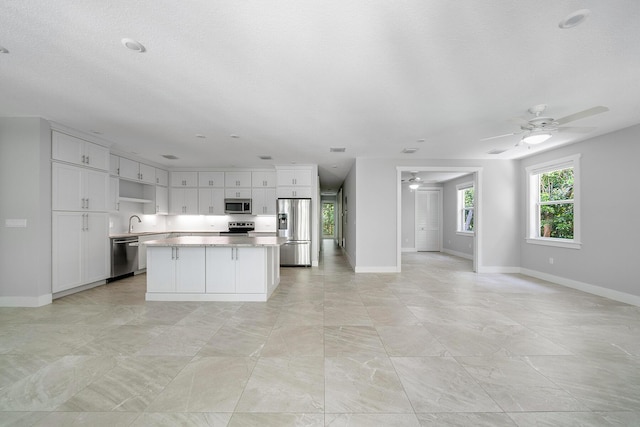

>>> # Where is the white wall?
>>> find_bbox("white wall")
[401,184,416,250]
[442,174,474,258]
[341,162,357,268]
[520,124,640,300]
[0,118,52,306]
[354,158,520,272]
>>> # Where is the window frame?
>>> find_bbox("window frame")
[525,154,581,249]
[456,182,475,236]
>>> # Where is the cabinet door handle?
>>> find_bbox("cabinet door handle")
[156,177,159,184]
[175,247,179,260]
[171,247,175,260]
[86,156,90,164]
[231,247,234,260]
[86,198,89,209]
[236,247,239,260]
[117,168,120,176]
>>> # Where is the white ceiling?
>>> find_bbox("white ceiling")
[2,1,639,192]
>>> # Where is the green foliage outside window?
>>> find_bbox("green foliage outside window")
[322,203,335,236]
[462,187,474,231]
[539,168,574,239]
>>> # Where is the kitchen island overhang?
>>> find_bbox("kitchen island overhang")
[143,235,287,302]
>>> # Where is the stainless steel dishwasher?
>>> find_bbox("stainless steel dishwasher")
[110,237,139,280]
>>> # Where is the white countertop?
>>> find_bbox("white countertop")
[144,236,287,247]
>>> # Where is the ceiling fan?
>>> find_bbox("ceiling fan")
[481,104,609,146]
[402,172,422,189]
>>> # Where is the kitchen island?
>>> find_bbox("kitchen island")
[144,235,286,302]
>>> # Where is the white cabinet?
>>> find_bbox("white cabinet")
[276,169,312,187]
[118,157,156,184]
[276,186,313,199]
[198,171,225,187]
[225,171,252,188]
[205,247,266,294]
[252,188,276,215]
[144,186,168,215]
[252,171,276,188]
[109,177,119,211]
[52,131,110,171]
[155,168,169,186]
[52,162,109,212]
[171,171,198,187]
[225,188,252,199]
[52,212,109,293]
[170,188,198,214]
[147,246,205,293]
[110,154,120,176]
[199,188,225,215]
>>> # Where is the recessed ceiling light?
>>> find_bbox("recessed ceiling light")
[488,148,508,155]
[559,9,591,29]
[162,154,179,160]
[121,38,146,52]
[332,165,338,168]
[258,155,272,160]
[90,130,102,135]
[330,147,346,152]
[402,148,419,154]
[417,139,425,143]
[0,46,9,54]
[195,134,206,139]
[230,134,240,139]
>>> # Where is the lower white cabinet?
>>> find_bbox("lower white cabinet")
[138,233,170,270]
[52,212,109,293]
[205,247,266,294]
[147,246,205,293]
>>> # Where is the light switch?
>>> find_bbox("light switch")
[5,219,27,228]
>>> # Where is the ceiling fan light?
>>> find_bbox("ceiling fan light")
[522,132,552,145]
[409,183,420,190]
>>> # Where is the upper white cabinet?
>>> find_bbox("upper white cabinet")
[225,188,252,199]
[252,171,276,188]
[155,168,169,186]
[276,186,313,199]
[171,171,198,187]
[118,157,156,184]
[276,169,312,187]
[225,171,252,188]
[52,162,109,212]
[52,131,109,171]
[109,154,120,176]
[144,186,169,215]
[199,171,225,188]
[252,188,277,215]
[170,188,198,215]
[199,188,225,215]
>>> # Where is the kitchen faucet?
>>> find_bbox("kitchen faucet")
[129,215,141,233]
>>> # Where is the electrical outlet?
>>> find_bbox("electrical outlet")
[549,257,554,265]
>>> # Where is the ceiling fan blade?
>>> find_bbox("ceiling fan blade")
[556,126,597,133]
[555,106,609,125]
[480,131,522,141]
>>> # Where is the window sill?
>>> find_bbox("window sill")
[526,237,581,250]
[456,231,475,237]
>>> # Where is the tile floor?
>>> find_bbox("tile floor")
[1,240,640,426]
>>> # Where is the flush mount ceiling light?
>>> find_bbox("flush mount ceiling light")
[402,148,419,154]
[121,38,146,52]
[330,147,346,152]
[0,46,8,54]
[488,148,508,155]
[161,154,179,160]
[521,131,553,145]
[195,134,206,139]
[559,9,591,29]
[258,155,272,160]
[230,134,240,139]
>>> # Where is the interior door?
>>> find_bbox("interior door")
[416,189,441,252]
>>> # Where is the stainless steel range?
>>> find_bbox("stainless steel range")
[220,221,255,236]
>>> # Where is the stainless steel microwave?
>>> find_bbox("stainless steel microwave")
[224,199,252,214]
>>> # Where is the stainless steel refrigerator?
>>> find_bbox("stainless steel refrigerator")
[277,198,311,266]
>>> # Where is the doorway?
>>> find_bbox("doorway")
[397,166,482,272]
[322,202,335,238]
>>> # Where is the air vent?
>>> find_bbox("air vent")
[161,154,179,160]
[258,155,272,160]
[402,148,419,154]
[487,149,508,155]
[330,147,346,152]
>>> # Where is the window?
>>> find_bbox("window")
[526,154,581,249]
[456,182,474,234]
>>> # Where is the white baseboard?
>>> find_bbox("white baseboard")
[402,248,417,253]
[355,266,400,273]
[476,266,520,273]
[0,294,52,307]
[442,248,473,260]
[521,268,640,307]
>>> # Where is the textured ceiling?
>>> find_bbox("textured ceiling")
[1,1,639,191]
